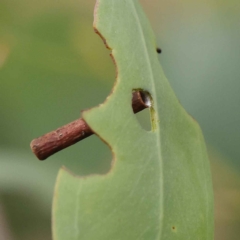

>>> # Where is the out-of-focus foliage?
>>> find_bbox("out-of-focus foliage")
[152,0,240,166]
[0,0,239,239]
[210,150,240,240]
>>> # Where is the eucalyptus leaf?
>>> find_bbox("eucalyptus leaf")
[53,0,213,239]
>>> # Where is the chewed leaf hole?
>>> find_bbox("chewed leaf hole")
[135,108,151,131]
[132,90,152,131]
[60,134,112,176]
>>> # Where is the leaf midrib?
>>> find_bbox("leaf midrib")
[129,1,163,239]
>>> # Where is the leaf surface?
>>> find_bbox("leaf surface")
[53,0,213,239]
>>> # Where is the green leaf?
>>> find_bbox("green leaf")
[53,0,214,239]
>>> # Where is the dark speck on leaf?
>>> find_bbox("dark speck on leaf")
[156,48,162,54]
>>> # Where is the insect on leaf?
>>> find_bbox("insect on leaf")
[53,0,214,239]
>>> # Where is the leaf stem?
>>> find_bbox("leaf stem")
[30,91,148,160]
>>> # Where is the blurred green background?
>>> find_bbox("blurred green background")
[0,0,239,239]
